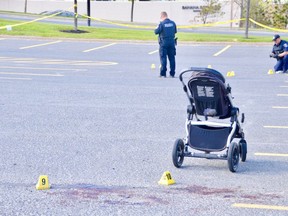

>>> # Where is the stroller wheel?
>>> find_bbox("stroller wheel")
[172,139,185,168]
[238,139,247,162]
[227,142,240,173]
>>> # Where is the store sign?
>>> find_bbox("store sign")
[182,5,202,12]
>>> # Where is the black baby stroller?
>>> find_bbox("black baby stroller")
[172,67,247,172]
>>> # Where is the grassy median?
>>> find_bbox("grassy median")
[0,18,273,42]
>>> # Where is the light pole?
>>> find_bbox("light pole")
[24,0,27,13]
[230,0,233,29]
[74,0,78,31]
[87,0,91,26]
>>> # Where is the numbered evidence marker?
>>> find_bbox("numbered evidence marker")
[36,175,50,190]
[158,171,175,185]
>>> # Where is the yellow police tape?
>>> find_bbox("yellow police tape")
[0,7,73,30]
[249,18,288,33]
[1,7,288,33]
[80,13,244,29]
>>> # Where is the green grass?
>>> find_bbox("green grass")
[0,18,274,42]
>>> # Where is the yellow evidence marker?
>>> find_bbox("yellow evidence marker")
[36,175,50,190]
[158,171,175,185]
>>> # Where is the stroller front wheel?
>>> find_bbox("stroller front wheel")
[172,139,185,168]
[227,142,240,172]
[239,139,247,162]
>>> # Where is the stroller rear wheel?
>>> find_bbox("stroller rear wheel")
[238,139,247,162]
[227,142,240,172]
[172,139,185,168]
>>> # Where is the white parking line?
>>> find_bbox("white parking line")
[19,40,62,50]
[272,106,288,109]
[148,50,159,55]
[0,72,63,77]
[83,43,117,53]
[255,153,288,157]
[0,38,6,40]
[263,125,288,129]
[232,203,288,211]
[0,66,86,72]
[0,77,32,80]
[277,94,288,96]
[213,45,231,56]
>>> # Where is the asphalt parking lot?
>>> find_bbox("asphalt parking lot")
[0,37,288,215]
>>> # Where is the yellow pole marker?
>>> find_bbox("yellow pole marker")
[213,45,231,57]
[158,171,175,185]
[232,203,288,211]
[255,153,288,157]
[207,65,212,68]
[151,64,155,69]
[36,175,50,190]
[19,40,62,50]
[268,69,274,75]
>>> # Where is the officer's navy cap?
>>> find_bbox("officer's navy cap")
[272,34,280,41]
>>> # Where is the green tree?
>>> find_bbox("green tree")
[272,0,288,28]
[199,0,224,24]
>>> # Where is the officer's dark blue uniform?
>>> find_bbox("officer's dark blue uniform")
[271,34,288,73]
[154,12,177,77]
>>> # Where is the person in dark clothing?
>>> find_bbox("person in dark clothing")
[154,11,177,78]
[270,34,288,73]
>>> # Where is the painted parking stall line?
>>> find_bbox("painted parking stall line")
[232,203,288,211]
[148,50,159,55]
[255,153,288,157]
[213,45,231,56]
[272,106,288,109]
[263,125,288,129]
[0,77,32,80]
[82,43,117,53]
[277,94,288,96]
[0,66,86,72]
[19,40,62,50]
[0,72,63,77]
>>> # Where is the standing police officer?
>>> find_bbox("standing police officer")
[270,34,288,73]
[154,11,177,78]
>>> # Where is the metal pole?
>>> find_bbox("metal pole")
[230,0,233,29]
[245,0,250,39]
[24,0,27,13]
[87,0,91,26]
[74,0,78,31]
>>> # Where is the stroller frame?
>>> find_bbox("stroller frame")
[172,67,247,172]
